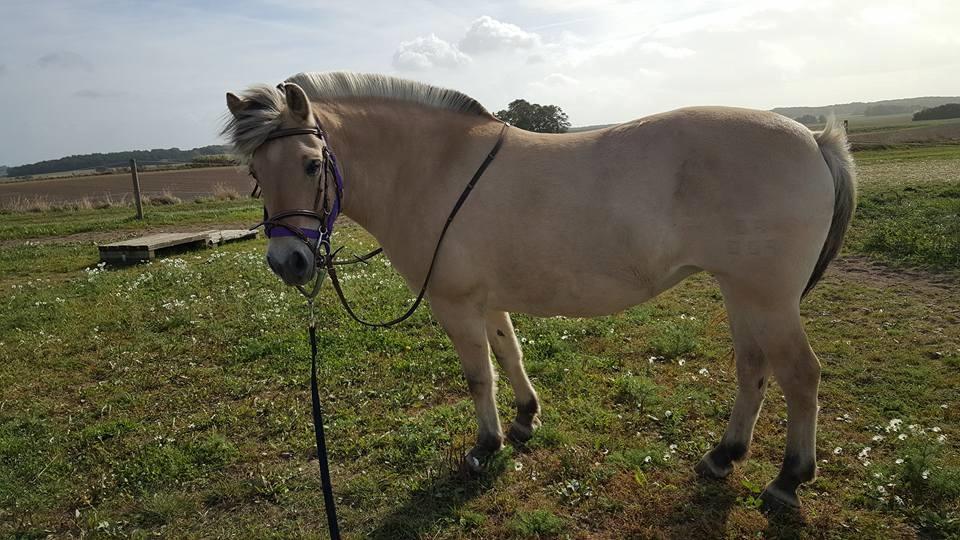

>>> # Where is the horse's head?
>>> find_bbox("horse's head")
[225,83,330,286]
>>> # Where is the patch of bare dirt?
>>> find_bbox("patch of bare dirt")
[0,167,253,204]
[829,254,959,293]
[848,123,960,146]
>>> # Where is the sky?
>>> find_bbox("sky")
[1,0,958,166]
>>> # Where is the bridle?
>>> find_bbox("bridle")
[245,110,509,540]
[248,121,354,300]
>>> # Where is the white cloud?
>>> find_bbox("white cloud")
[392,34,471,71]
[758,41,806,75]
[459,16,542,54]
[542,73,580,86]
[638,42,695,59]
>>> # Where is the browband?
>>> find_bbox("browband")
[265,127,324,140]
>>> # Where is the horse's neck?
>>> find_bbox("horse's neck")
[318,102,498,247]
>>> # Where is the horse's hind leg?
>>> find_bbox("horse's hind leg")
[696,284,770,478]
[756,310,821,509]
[486,311,540,443]
[708,284,820,508]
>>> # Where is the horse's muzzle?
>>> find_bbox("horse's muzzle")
[266,240,316,286]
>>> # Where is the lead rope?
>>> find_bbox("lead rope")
[307,299,341,540]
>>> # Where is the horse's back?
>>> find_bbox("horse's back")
[469,107,836,315]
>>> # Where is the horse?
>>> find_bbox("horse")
[222,71,856,510]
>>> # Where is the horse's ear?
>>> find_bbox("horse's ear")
[226,92,247,117]
[283,83,312,121]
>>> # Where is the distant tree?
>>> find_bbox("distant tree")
[794,114,820,125]
[495,99,571,133]
[913,103,960,121]
[817,115,826,124]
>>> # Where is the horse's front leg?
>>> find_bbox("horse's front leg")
[431,298,504,471]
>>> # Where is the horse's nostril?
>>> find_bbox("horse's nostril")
[292,251,308,273]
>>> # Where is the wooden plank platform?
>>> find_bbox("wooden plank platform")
[98,229,258,265]
[203,229,259,245]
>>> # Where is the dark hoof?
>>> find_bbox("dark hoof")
[461,437,504,474]
[695,451,733,479]
[760,482,801,512]
[507,416,541,445]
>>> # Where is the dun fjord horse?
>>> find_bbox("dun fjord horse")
[223,72,855,509]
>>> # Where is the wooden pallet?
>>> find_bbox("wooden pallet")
[98,229,258,265]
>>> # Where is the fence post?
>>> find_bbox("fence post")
[130,159,144,220]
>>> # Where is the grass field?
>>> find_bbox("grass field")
[1,145,958,538]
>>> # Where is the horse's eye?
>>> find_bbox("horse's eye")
[305,160,322,177]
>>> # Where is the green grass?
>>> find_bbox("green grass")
[847,146,960,269]
[0,145,958,538]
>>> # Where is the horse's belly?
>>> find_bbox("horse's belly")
[486,263,697,318]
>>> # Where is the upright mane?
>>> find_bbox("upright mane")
[221,71,492,161]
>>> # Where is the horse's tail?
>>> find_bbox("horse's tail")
[802,117,857,298]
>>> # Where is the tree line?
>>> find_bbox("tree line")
[8,145,230,177]
[913,103,960,121]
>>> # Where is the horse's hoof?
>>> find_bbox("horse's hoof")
[462,452,484,474]
[507,416,541,444]
[760,482,801,512]
[461,436,504,474]
[695,451,733,479]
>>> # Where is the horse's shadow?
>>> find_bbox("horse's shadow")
[367,455,508,540]
[367,457,806,538]
[684,477,741,535]
[686,476,808,538]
